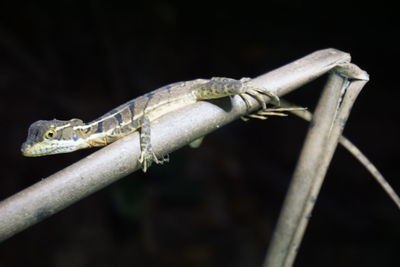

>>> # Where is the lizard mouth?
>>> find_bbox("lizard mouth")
[21,143,58,157]
[21,139,80,156]
[21,138,88,157]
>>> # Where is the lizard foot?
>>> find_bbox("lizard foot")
[241,107,307,121]
[238,83,280,111]
[138,150,169,172]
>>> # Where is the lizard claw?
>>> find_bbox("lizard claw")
[138,150,169,172]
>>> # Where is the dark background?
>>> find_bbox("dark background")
[0,1,399,267]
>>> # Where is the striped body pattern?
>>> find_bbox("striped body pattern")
[21,77,279,171]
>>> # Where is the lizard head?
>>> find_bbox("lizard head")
[21,119,89,157]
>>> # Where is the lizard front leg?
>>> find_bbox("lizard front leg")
[138,116,168,172]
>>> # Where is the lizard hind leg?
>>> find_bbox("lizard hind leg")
[138,116,168,172]
[243,89,268,110]
[238,94,253,111]
[242,86,280,109]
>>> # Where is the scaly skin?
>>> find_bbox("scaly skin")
[21,77,281,171]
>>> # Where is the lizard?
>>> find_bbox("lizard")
[21,77,293,172]
[20,76,400,208]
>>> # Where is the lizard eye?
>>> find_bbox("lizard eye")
[44,129,56,139]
